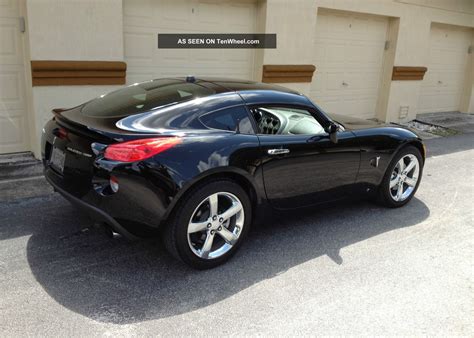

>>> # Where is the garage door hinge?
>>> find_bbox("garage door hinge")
[468,45,473,54]
[384,41,390,51]
[19,17,25,33]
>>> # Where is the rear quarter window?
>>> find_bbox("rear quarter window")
[199,106,254,134]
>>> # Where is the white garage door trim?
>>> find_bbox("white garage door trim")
[0,0,30,154]
[123,0,257,85]
[418,23,473,114]
[310,9,389,120]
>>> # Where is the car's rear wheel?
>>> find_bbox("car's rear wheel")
[378,145,423,208]
[163,179,251,269]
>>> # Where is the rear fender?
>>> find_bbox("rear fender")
[162,166,265,222]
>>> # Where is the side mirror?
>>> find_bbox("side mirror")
[326,123,338,144]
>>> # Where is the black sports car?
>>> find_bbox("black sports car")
[42,77,425,269]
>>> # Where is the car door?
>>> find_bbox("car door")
[249,104,361,209]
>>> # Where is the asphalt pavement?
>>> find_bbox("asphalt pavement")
[0,133,472,336]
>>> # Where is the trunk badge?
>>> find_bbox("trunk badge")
[66,146,92,158]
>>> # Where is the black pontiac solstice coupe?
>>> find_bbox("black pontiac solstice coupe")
[42,77,424,269]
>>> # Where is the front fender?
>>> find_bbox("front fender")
[353,126,423,187]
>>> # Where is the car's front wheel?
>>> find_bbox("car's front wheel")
[163,179,251,269]
[378,145,423,208]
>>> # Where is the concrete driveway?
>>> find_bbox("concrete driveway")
[0,134,472,336]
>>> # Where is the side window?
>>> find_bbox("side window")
[249,106,325,135]
[199,106,254,134]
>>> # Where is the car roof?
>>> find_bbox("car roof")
[171,76,314,106]
[189,77,299,94]
[108,77,317,134]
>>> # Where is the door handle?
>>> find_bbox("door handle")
[268,148,290,155]
[307,135,323,143]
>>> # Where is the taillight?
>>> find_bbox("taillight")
[104,137,181,162]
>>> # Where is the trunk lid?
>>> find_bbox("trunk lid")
[48,104,171,179]
[57,105,135,139]
[48,107,106,180]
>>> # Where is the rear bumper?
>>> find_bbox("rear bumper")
[45,172,139,240]
[43,161,173,238]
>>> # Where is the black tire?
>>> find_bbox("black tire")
[377,145,423,208]
[163,179,252,269]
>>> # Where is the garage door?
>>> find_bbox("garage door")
[0,0,29,154]
[418,24,473,114]
[123,0,257,85]
[310,10,388,119]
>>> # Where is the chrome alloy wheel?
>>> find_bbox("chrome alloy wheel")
[187,192,244,259]
[389,154,420,202]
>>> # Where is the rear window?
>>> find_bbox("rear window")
[81,79,215,118]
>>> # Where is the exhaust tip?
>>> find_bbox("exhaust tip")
[94,222,121,239]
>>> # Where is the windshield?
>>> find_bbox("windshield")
[81,79,215,118]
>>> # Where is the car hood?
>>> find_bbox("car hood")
[326,113,386,131]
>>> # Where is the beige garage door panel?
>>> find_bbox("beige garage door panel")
[123,0,257,85]
[419,24,473,113]
[0,0,29,154]
[310,10,388,119]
